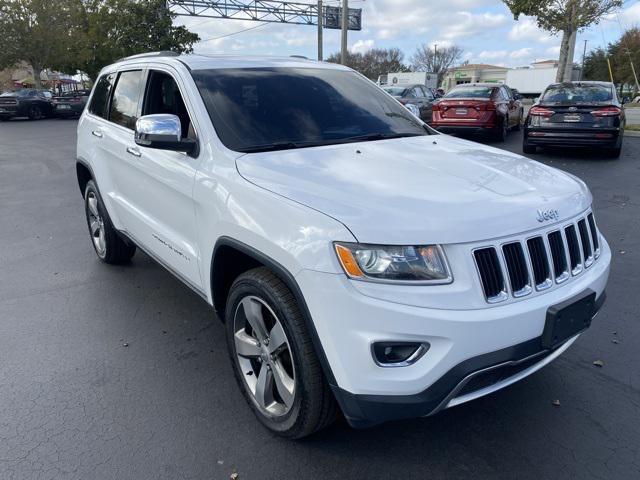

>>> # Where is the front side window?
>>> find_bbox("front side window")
[142,70,195,139]
[109,70,143,129]
[89,74,115,119]
[192,67,427,153]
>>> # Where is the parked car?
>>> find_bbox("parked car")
[0,88,53,120]
[382,84,436,123]
[523,81,625,158]
[77,53,610,438]
[53,89,91,118]
[431,83,524,141]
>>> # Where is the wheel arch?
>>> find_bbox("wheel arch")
[210,236,338,387]
[76,159,94,197]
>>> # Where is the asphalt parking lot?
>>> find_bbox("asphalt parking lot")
[1,118,639,480]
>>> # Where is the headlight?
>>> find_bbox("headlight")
[334,242,452,284]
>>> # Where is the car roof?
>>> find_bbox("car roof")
[111,52,350,72]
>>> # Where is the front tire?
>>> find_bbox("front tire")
[226,267,337,438]
[84,180,136,264]
[27,105,44,120]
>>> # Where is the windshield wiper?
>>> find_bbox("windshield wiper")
[340,132,424,143]
[240,141,322,153]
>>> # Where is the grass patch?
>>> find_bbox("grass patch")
[625,124,640,131]
[624,103,640,108]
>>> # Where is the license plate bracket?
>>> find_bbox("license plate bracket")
[455,108,468,115]
[542,289,596,349]
[563,113,581,122]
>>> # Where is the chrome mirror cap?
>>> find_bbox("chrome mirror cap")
[135,114,182,143]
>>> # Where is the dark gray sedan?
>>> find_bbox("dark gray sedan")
[382,84,436,123]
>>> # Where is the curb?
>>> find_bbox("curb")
[624,129,640,137]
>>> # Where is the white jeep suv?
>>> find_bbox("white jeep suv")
[76,52,610,438]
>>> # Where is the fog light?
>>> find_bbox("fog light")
[372,342,429,367]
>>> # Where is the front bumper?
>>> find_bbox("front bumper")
[296,239,610,428]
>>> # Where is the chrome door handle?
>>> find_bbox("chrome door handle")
[126,146,141,157]
[91,130,103,138]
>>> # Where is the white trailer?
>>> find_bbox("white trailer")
[378,72,438,89]
[506,67,558,96]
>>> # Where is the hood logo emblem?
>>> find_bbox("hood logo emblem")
[537,209,559,223]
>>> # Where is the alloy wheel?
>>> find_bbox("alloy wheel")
[233,295,296,417]
[86,191,106,257]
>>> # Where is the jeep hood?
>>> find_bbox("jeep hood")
[235,135,591,245]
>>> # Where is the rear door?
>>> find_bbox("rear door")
[418,86,434,123]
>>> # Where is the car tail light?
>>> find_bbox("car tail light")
[529,106,554,117]
[473,102,495,111]
[591,106,621,117]
[432,103,441,112]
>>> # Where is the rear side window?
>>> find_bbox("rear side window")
[109,70,143,129]
[89,74,115,119]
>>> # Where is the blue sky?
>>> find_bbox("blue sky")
[174,0,640,68]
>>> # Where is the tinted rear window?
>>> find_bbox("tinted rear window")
[192,67,427,153]
[383,87,407,96]
[541,84,612,103]
[444,87,494,99]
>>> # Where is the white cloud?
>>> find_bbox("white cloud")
[545,46,561,57]
[443,12,508,40]
[510,47,532,59]
[352,39,375,54]
[478,50,508,60]
[508,16,556,43]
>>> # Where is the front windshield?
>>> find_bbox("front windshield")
[444,87,494,99]
[192,67,427,153]
[541,84,612,104]
[1,89,31,96]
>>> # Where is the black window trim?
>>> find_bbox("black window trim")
[87,71,117,122]
[139,66,201,158]
[107,69,145,131]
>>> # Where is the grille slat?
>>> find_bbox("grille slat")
[474,248,506,301]
[578,219,593,266]
[587,213,600,254]
[473,212,600,303]
[526,237,551,289]
[547,231,568,280]
[565,225,582,273]
[502,242,530,295]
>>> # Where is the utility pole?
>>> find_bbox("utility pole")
[317,0,323,61]
[579,39,587,80]
[341,0,348,65]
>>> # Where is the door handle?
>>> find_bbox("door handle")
[126,146,141,157]
[91,130,103,138]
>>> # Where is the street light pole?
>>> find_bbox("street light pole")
[341,0,348,65]
[580,39,587,80]
[317,0,323,61]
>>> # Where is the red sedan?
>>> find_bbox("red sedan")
[431,83,523,142]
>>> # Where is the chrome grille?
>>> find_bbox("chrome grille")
[474,211,601,303]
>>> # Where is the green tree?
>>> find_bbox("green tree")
[610,28,640,94]
[0,0,80,88]
[57,0,200,80]
[582,47,610,81]
[326,48,409,81]
[502,0,622,82]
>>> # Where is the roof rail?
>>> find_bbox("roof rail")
[116,51,180,63]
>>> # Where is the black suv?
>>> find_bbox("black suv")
[0,88,54,120]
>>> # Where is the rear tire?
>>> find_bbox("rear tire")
[226,267,337,439]
[494,116,508,142]
[84,180,136,264]
[523,136,536,154]
[604,146,621,159]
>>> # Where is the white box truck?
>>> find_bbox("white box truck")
[378,72,438,89]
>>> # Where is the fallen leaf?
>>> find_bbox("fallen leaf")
[230,473,239,480]
[619,250,626,255]
[593,360,604,367]
[122,342,129,347]
[552,399,561,406]
[612,339,619,344]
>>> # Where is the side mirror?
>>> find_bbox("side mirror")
[135,114,196,154]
